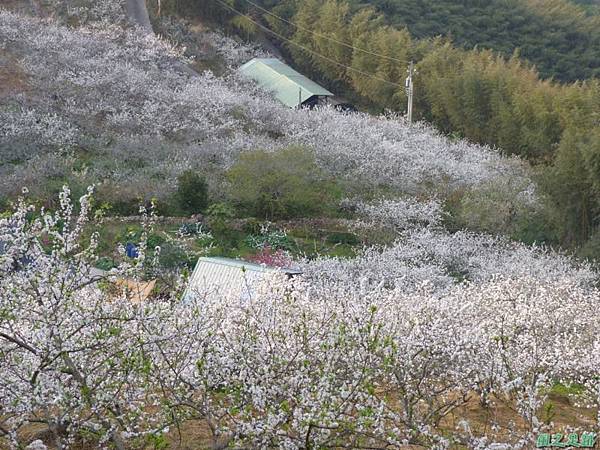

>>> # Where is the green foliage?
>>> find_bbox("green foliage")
[147,233,166,249]
[206,202,236,221]
[242,217,263,235]
[510,209,558,246]
[176,170,209,215]
[348,21,411,109]
[146,432,169,450]
[326,243,357,258]
[227,146,340,220]
[119,225,143,245]
[539,130,598,246]
[542,401,556,425]
[158,242,195,268]
[416,45,563,160]
[0,197,9,212]
[346,0,600,83]
[155,195,184,217]
[571,0,600,15]
[103,198,140,217]
[326,231,360,245]
[550,381,586,396]
[206,202,242,250]
[444,177,559,246]
[578,229,600,262]
[96,256,116,271]
[245,228,293,250]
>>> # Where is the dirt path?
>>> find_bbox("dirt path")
[27,0,45,16]
[125,0,153,33]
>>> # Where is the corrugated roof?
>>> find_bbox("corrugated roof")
[239,58,333,108]
[184,257,301,302]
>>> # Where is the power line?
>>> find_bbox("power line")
[213,0,404,88]
[235,0,407,65]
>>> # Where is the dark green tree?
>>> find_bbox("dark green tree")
[227,146,339,220]
[176,170,209,215]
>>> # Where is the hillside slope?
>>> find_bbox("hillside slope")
[0,4,532,211]
[1,0,595,289]
[571,0,600,14]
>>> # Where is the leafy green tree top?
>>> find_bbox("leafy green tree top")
[176,170,209,215]
[227,146,339,220]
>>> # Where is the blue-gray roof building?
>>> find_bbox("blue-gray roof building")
[184,257,302,302]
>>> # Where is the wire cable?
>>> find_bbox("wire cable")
[213,0,405,88]
[237,0,407,64]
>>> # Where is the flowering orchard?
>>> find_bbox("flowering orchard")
[0,7,533,213]
[1,189,600,449]
[1,2,599,449]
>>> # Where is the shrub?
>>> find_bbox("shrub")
[206,202,241,249]
[147,233,166,249]
[176,170,209,215]
[96,256,116,271]
[450,177,558,245]
[110,199,140,216]
[206,202,236,221]
[243,217,262,235]
[93,183,142,217]
[227,146,340,220]
[578,228,600,262]
[245,228,293,251]
[0,197,9,213]
[155,195,183,217]
[119,226,143,244]
[326,231,360,246]
[158,242,194,269]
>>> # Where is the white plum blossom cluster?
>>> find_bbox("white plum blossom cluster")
[0,109,78,152]
[303,226,597,294]
[2,191,600,450]
[304,199,595,295]
[0,187,178,449]
[203,30,271,66]
[167,272,600,449]
[286,108,534,196]
[39,0,127,26]
[350,196,445,230]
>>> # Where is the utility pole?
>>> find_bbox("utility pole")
[405,61,415,123]
[298,87,302,110]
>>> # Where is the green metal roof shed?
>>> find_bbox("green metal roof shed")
[239,58,334,109]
